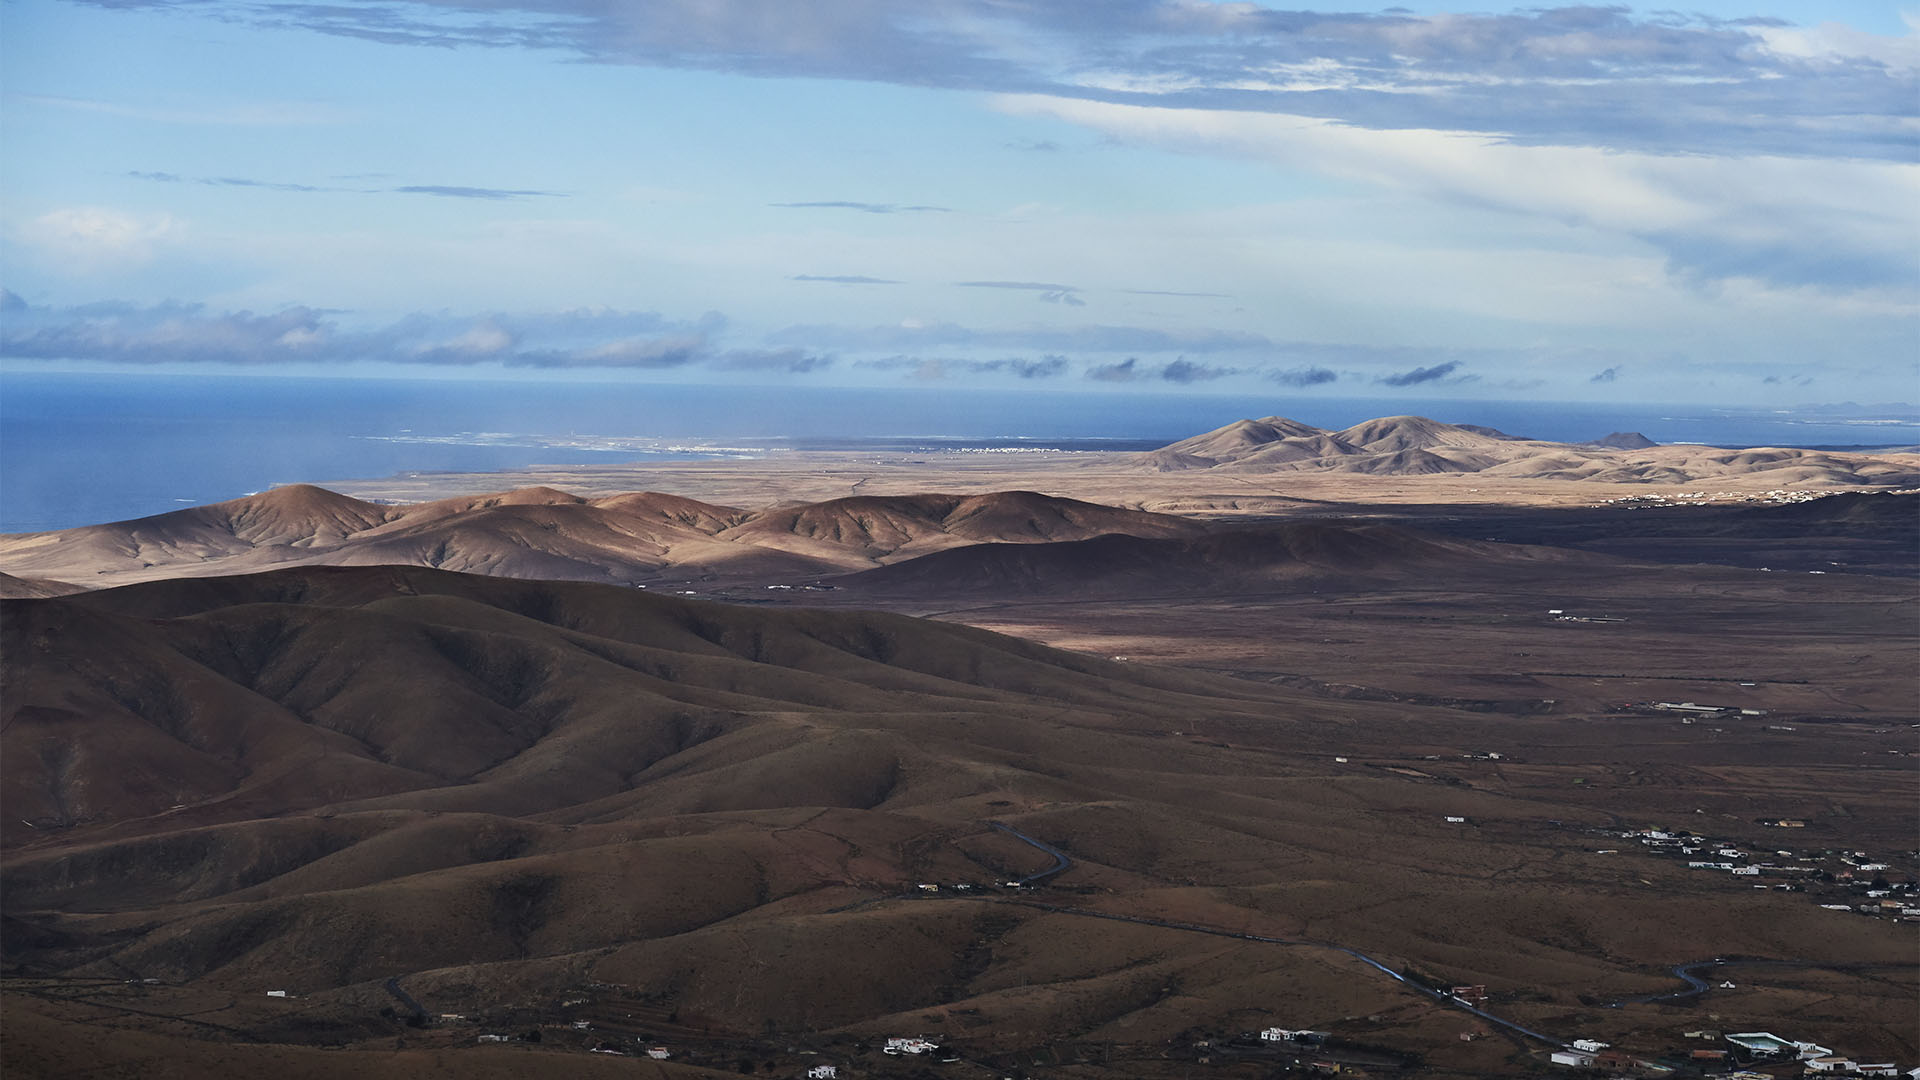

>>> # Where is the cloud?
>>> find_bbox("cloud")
[1378,360,1467,386]
[793,274,900,285]
[125,170,566,199]
[393,185,563,200]
[1006,138,1062,152]
[772,320,1273,353]
[957,280,1085,305]
[1122,288,1233,299]
[770,201,950,214]
[1590,365,1622,383]
[1086,357,1141,382]
[65,2,1920,161]
[15,207,182,272]
[130,170,335,193]
[1268,365,1338,387]
[0,297,770,371]
[1159,359,1237,383]
[710,347,833,372]
[999,94,1920,293]
[858,354,1067,380]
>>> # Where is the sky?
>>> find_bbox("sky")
[1,0,1915,406]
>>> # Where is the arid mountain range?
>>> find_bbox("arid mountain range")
[5,414,1915,594]
[0,486,1204,591]
[1141,414,1920,484]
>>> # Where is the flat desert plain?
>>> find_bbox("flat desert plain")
[4,418,1915,1079]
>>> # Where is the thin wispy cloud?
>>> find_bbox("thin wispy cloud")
[392,185,563,200]
[773,321,1271,354]
[17,92,349,126]
[125,170,565,200]
[957,280,1085,306]
[770,201,951,214]
[793,274,900,285]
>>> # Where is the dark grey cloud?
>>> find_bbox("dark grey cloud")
[793,274,900,285]
[1590,365,1622,383]
[1086,357,1142,382]
[1378,360,1467,387]
[1007,354,1069,379]
[126,170,565,199]
[858,354,1068,380]
[771,201,950,214]
[1159,359,1237,383]
[70,1,1920,161]
[1268,365,1338,387]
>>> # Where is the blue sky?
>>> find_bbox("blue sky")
[1,0,1915,405]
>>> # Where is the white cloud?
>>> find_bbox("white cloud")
[1755,20,1920,71]
[16,208,184,273]
[992,94,1920,292]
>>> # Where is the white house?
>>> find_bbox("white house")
[1804,1058,1854,1073]
[1550,1050,1596,1067]
[1571,1039,1609,1052]
[806,1067,839,1079]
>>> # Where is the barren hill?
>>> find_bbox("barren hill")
[0,487,1201,590]
[1141,414,1920,486]
[835,520,1582,598]
[4,565,1912,1076]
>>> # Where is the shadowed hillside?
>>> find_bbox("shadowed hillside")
[834,521,1585,598]
[4,565,1914,1078]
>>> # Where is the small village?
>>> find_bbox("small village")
[1599,490,1846,509]
[1608,825,1920,923]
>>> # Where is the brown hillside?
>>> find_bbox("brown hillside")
[834,520,1579,598]
[0,571,83,598]
[4,565,1914,1075]
[0,488,1204,588]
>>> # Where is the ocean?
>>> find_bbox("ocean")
[3,372,1914,533]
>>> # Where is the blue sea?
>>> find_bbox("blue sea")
[3,372,1915,533]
